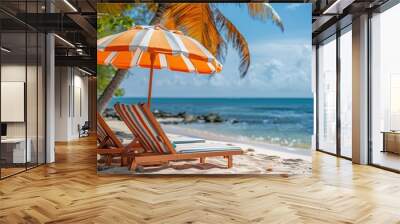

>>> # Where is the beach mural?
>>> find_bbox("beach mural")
[97,3,312,175]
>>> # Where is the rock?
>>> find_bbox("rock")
[147,110,228,124]
[284,158,303,162]
[204,113,223,123]
[103,108,113,116]
[282,158,304,165]
[115,131,133,139]
[103,108,119,119]
[183,114,198,123]
[176,112,186,118]
[153,110,174,118]
[247,148,255,152]
[264,155,280,160]
[230,119,239,124]
[157,117,184,124]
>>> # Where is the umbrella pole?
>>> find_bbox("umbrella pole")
[147,54,155,108]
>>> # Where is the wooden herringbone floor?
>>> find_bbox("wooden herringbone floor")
[1,136,400,224]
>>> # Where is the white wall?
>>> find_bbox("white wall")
[54,67,89,141]
[55,66,69,141]
[72,73,89,137]
[1,63,46,164]
[1,65,28,137]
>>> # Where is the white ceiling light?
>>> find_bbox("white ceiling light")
[78,67,92,76]
[63,0,78,12]
[1,47,11,53]
[76,48,85,55]
[54,34,75,48]
[323,0,355,15]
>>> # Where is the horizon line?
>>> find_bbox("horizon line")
[112,96,313,99]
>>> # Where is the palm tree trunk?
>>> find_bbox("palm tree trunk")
[97,69,128,113]
[150,3,169,25]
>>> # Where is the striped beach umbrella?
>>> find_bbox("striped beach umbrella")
[97,50,222,74]
[97,25,222,107]
[97,25,215,62]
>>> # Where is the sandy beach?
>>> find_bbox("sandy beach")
[98,118,312,176]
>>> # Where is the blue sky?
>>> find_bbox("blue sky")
[122,3,312,98]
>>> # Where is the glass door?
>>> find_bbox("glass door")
[0,1,46,179]
[0,29,28,178]
[339,26,352,158]
[317,35,337,154]
[370,3,400,171]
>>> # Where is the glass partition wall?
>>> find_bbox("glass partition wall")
[316,26,352,159]
[315,0,400,172]
[317,35,337,155]
[339,27,352,159]
[370,3,400,171]
[0,2,46,179]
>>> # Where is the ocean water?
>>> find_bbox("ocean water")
[108,97,314,149]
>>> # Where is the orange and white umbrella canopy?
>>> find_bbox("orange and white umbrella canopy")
[97,25,215,62]
[97,50,222,75]
[97,25,222,107]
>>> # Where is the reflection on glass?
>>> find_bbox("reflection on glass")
[0,0,46,179]
[318,36,337,154]
[1,31,27,177]
[371,3,400,171]
[390,75,400,130]
[340,29,352,158]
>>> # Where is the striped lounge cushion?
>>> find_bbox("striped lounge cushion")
[97,118,116,147]
[175,143,242,154]
[114,104,169,154]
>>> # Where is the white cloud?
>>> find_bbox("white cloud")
[230,39,312,96]
[121,39,312,98]
[286,3,303,10]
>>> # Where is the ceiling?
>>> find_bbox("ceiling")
[311,0,390,44]
[1,0,395,73]
[0,0,97,74]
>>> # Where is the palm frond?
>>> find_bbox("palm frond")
[97,3,132,15]
[155,5,178,30]
[247,3,284,31]
[214,9,250,78]
[162,15,178,30]
[161,3,225,58]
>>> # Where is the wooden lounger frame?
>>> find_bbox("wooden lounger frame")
[114,104,243,171]
[97,112,139,166]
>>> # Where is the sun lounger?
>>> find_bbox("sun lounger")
[114,103,243,171]
[97,112,139,166]
[97,112,206,167]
